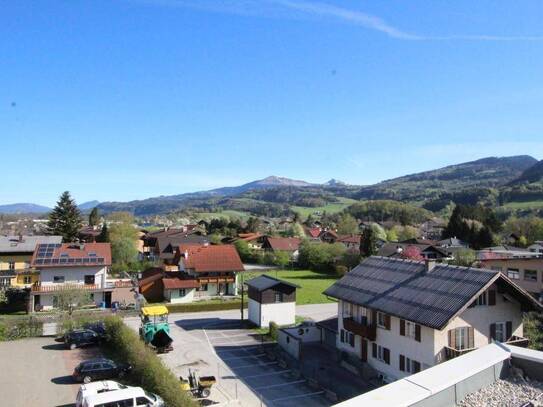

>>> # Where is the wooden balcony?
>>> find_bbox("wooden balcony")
[198,277,235,284]
[31,282,102,293]
[343,317,377,341]
[505,336,530,348]
[444,346,476,360]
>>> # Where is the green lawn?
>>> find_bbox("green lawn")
[242,269,338,305]
[291,197,358,219]
[500,201,543,210]
[195,210,253,221]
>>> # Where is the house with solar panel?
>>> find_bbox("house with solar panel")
[29,242,134,311]
[323,256,543,383]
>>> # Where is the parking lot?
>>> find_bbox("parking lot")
[0,336,100,407]
[125,304,337,406]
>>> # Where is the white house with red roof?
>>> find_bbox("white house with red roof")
[29,242,134,311]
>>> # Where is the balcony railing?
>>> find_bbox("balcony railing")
[506,336,530,348]
[343,317,377,341]
[444,346,476,360]
[31,282,102,293]
[198,277,235,284]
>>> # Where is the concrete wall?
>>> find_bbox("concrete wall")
[248,298,261,326]
[261,301,295,327]
[166,288,195,303]
[37,291,105,310]
[278,329,301,359]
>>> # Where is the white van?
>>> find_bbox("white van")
[76,381,129,407]
[81,387,164,407]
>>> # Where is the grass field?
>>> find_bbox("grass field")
[241,269,338,305]
[500,201,543,210]
[291,197,358,219]
[195,210,253,221]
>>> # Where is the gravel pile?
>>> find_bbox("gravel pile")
[459,375,543,407]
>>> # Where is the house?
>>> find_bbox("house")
[304,227,322,240]
[319,229,339,244]
[478,245,539,260]
[138,267,166,303]
[141,228,209,262]
[173,244,244,302]
[29,242,135,311]
[0,235,62,289]
[377,242,449,260]
[436,237,470,258]
[480,256,543,301]
[78,226,101,243]
[528,241,543,254]
[245,275,299,327]
[261,236,301,259]
[337,234,361,251]
[419,218,447,241]
[323,256,542,382]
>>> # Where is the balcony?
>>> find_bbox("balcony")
[198,276,235,284]
[31,282,102,293]
[444,346,476,360]
[505,335,530,348]
[343,317,377,341]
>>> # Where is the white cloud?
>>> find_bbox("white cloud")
[130,0,543,41]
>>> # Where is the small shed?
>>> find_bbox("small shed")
[245,275,299,328]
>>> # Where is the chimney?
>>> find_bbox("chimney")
[396,246,403,254]
[184,250,189,259]
[425,259,436,272]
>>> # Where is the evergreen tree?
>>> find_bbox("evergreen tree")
[88,207,100,227]
[97,223,110,243]
[47,191,82,242]
[360,227,377,257]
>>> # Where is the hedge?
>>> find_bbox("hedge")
[104,316,196,407]
[0,317,42,341]
[165,300,245,314]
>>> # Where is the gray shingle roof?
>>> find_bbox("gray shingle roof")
[245,274,300,291]
[0,235,62,253]
[324,256,540,330]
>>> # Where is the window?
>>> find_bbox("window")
[274,292,283,303]
[136,397,152,406]
[374,344,390,364]
[494,322,507,342]
[340,329,345,343]
[524,270,538,282]
[455,327,469,350]
[178,289,186,297]
[339,329,354,347]
[8,261,15,270]
[84,275,95,285]
[53,276,65,283]
[490,266,502,272]
[377,312,386,328]
[348,331,354,347]
[23,276,32,284]
[198,284,208,291]
[475,292,487,306]
[400,355,421,374]
[405,321,417,339]
[507,268,520,279]
[343,302,352,317]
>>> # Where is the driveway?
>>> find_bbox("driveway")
[124,303,338,406]
[0,337,100,407]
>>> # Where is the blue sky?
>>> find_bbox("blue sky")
[1,0,543,206]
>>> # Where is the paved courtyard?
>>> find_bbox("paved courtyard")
[125,303,337,406]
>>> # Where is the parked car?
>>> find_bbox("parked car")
[83,321,107,338]
[80,387,164,407]
[65,329,101,350]
[76,381,129,407]
[73,358,132,383]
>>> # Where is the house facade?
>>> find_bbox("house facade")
[29,242,134,311]
[325,256,541,382]
[0,235,62,289]
[480,257,543,301]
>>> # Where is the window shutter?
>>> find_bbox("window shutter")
[371,309,377,325]
[415,324,421,342]
[468,327,474,349]
[488,290,496,306]
[506,321,512,341]
[349,333,355,347]
[399,354,405,372]
[490,323,496,341]
[413,361,421,373]
[361,339,368,362]
[383,348,390,365]
[448,329,456,348]
[340,329,345,343]
[400,319,405,336]
[385,314,391,330]
[372,343,377,358]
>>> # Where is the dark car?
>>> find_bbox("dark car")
[65,329,100,350]
[73,358,132,383]
[83,321,107,339]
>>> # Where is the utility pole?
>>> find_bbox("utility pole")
[240,272,244,321]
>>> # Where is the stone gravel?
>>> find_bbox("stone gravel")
[459,376,543,407]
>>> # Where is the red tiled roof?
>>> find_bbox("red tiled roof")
[265,237,301,252]
[31,243,112,268]
[306,228,322,238]
[163,278,200,290]
[183,245,244,273]
[238,233,262,242]
[337,234,361,244]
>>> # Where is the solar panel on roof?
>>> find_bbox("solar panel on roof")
[35,259,44,265]
[75,258,82,263]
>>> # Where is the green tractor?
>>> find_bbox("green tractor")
[139,305,173,353]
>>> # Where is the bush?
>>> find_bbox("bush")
[104,316,195,407]
[0,317,42,341]
[269,321,279,341]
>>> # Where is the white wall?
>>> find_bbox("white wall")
[36,291,104,310]
[261,301,296,327]
[39,266,107,288]
[248,298,261,326]
[166,288,195,304]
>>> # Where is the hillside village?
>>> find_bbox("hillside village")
[1,157,543,407]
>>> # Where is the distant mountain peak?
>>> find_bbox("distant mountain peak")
[0,203,51,214]
[78,200,100,210]
[325,179,346,186]
[252,176,314,187]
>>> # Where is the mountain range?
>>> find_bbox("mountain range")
[1,155,542,216]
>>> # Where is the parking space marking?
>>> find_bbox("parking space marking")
[253,379,306,390]
[230,361,278,369]
[243,369,291,379]
[270,391,325,402]
[221,353,266,361]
